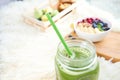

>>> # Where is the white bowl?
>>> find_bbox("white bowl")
[74,18,112,42]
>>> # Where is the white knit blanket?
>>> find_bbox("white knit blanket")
[0,0,120,80]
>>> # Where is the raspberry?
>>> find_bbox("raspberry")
[82,19,85,23]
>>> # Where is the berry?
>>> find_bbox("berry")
[82,18,95,24]
[79,17,109,32]
[93,19,99,24]
[92,23,97,28]
[95,18,100,20]
[90,18,94,23]
[87,19,93,24]
[102,27,110,31]
[82,19,85,23]
[103,23,108,27]
[98,20,103,23]
[99,22,104,27]
[77,21,81,24]
[86,18,89,21]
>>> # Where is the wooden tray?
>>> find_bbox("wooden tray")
[23,1,79,31]
[65,31,120,63]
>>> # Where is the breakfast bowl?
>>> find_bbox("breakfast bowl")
[74,17,112,42]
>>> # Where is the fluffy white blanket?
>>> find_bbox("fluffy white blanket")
[0,0,120,80]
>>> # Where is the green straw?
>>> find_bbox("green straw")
[46,14,72,56]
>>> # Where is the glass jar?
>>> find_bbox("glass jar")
[55,38,99,80]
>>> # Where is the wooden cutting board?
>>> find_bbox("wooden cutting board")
[65,31,120,63]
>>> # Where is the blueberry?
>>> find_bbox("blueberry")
[102,27,106,30]
[99,22,104,27]
[98,19,103,23]
[103,23,108,27]
[93,19,99,24]
[102,27,110,31]
[93,20,97,24]
[92,23,97,28]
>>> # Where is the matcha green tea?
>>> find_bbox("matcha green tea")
[55,39,99,80]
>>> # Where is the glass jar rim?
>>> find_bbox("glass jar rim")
[57,38,96,62]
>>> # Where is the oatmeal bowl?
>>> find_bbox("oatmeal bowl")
[74,17,112,42]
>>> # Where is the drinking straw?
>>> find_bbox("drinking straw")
[46,14,72,56]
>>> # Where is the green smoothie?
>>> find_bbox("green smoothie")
[55,46,99,80]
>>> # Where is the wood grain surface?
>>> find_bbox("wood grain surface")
[65,31,120,63]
